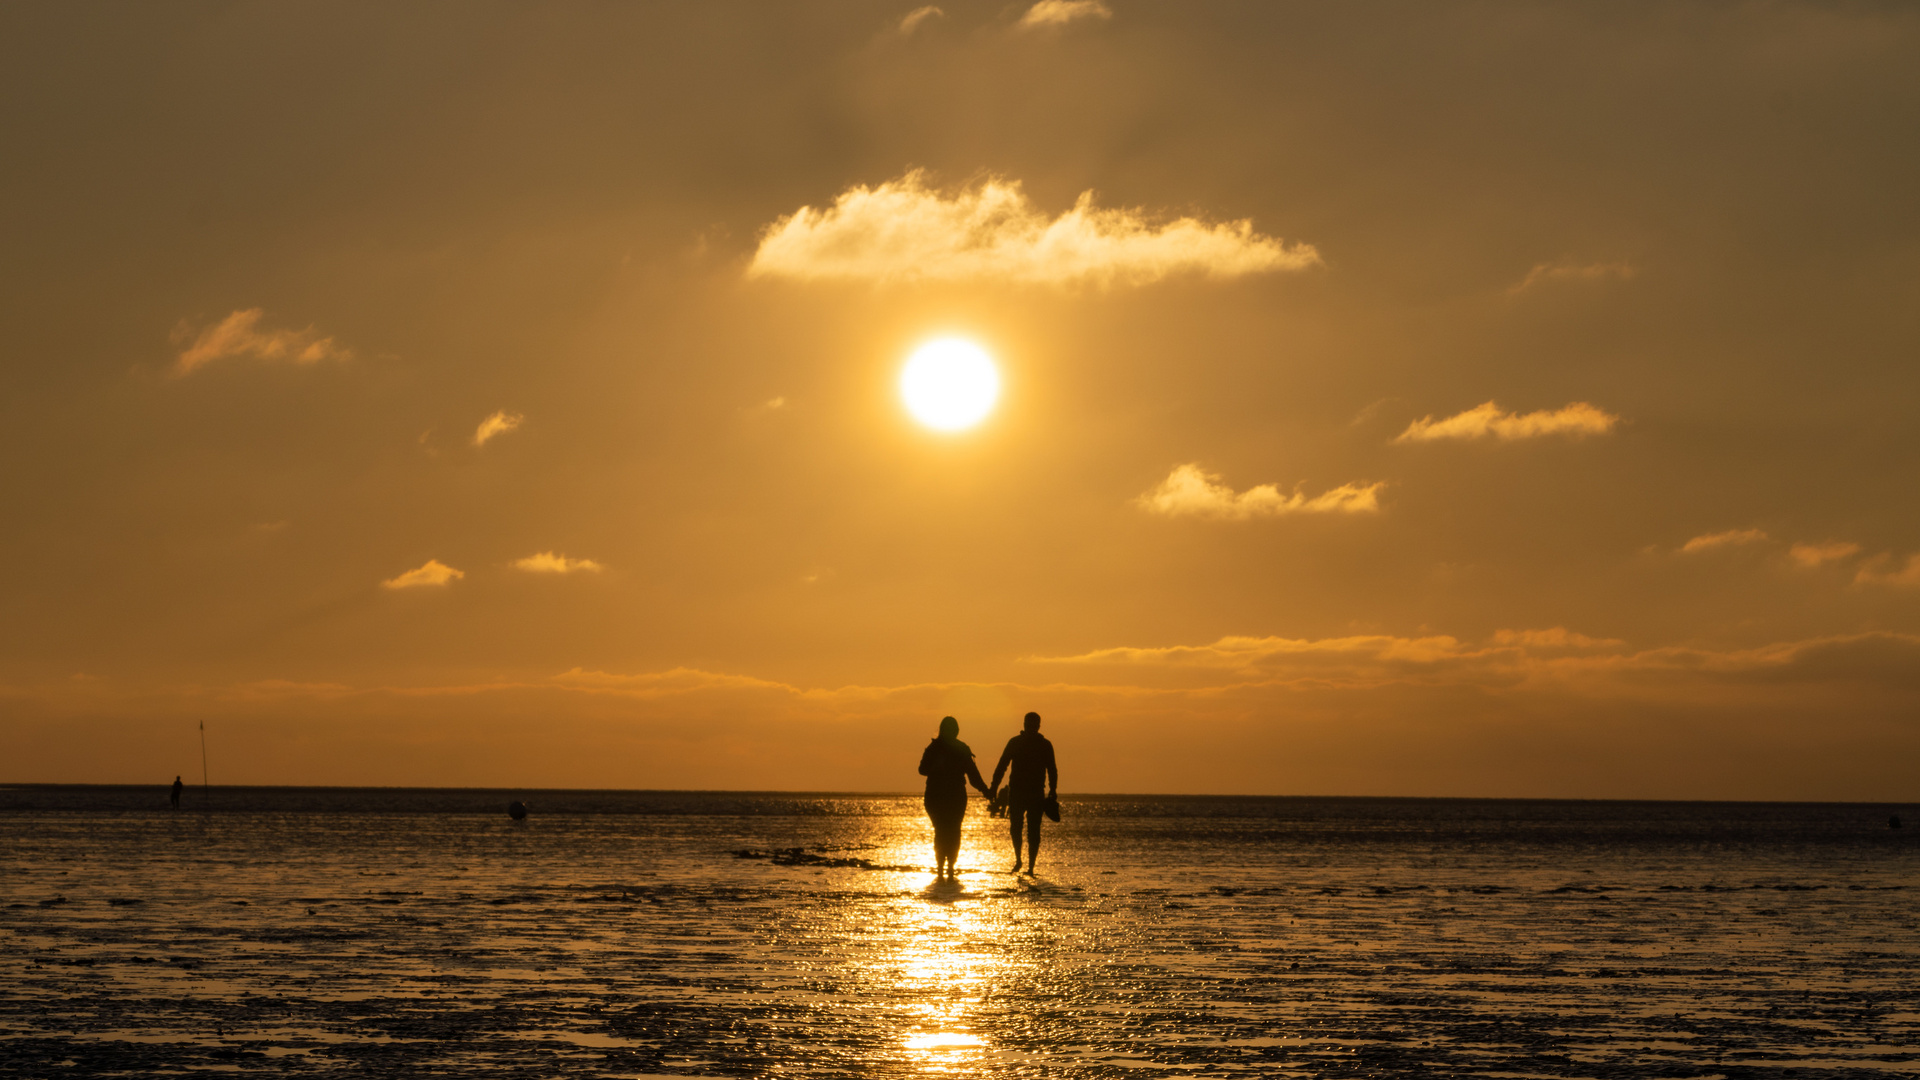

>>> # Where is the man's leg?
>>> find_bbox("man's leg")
[1008,808,1026,871]
[1025,810,1042,873]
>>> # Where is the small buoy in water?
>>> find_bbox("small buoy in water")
[1893,814,1904,830]
[508,801,528,821]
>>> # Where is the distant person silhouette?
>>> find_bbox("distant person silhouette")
[990,712,1058,875]
[918,716,989,878]
[170,776,183,810]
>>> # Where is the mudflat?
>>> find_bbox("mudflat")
[1,788,1914,1077]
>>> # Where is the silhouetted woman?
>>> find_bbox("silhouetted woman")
[919,716,989,878]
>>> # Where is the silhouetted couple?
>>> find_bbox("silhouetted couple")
[917,711,1058,878]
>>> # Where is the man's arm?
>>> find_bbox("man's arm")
[990,740,1014,791]
[1045,741,1058,796]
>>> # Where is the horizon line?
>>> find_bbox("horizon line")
[0,781,1909,808]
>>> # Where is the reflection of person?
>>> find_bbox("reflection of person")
[918,716,989,878]
[990,712,1058,875]
[170,775,183,810]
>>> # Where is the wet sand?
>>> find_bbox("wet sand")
[1,790,1915,1076]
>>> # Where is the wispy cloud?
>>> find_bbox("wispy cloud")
[1789,541,1861,568]
[171,309,350,375]
[1028,627,1920,694]
[1509,260,1637,295]
[1036,632,1488,672]
[1017,0,1111,30]
[1681,528,1770,554]
[1136,464,1382,520]
[1395,401,1619,443]
[1856,553,1920,587]
[899,5,943,33]
[472,410,524,447]
[748,171,1319,287]
[513,552,603,575]
[1488,627,1623,649]
[17,629,1918,797]
[381,559,464,590]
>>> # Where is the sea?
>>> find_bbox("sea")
[0,786,1914,1078]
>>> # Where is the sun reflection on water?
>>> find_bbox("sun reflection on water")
[867,828,1013,1072]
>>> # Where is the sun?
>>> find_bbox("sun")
[900,338,999,432]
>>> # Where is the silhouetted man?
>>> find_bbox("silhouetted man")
[170,775,183,809]
[990,712,1057,875]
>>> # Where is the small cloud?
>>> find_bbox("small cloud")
[1509,260,1637,295]
[382,559,464,590]
[1789,541,1861,568]
[171,309,350,376]
[1136,464,1382,521]
[473,410,524,447]
[1855,553,1920,588]
[764,396,787,410]
[899,5,943,33]
[1349,397,1398,428]
[748,170,1318,287]
[1017,0,1112,29]
[512,552,604,575]
[1489,627,1623,649]
[1681,528,1770,554]
[1395,401,1619,443]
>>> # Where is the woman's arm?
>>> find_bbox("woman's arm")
[965,755,989,794]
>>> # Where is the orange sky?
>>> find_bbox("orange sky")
[3,2,1918,798]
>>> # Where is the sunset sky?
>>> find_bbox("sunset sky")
[3,2,1917,799]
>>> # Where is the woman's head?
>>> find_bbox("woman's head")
[938,716,959,740]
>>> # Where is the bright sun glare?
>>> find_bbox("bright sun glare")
[900,338,999,432]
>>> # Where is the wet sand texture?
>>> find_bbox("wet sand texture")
[1,790,1915,1076]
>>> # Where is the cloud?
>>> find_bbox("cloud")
[381,559,464,590]
[1035,632,1488,674]
[1856,553,1920,587]
[747,171,1319,287]
[1509,260,1637,294]
[1017,0,1112,30]
[12,631,1919,797]
[1789,541,1861,568]
[1488,627,1624,649]
[899,5,943,33]
[513,552,604,574]
[1135,464,1382,520]
[1681,528,1770,554]
[1027,627,1920,695]
[472,410,524,447]
[1395,401,1619,443]
[171,309,350,375]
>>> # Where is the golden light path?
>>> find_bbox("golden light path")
[870,828,1010,1073]
[900,338,999,431]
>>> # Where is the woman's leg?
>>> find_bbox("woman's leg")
[928,798,964,874]
[934,808,963,874]
[926,800,947,873]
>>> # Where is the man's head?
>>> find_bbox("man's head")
[1023,711,1041,732]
